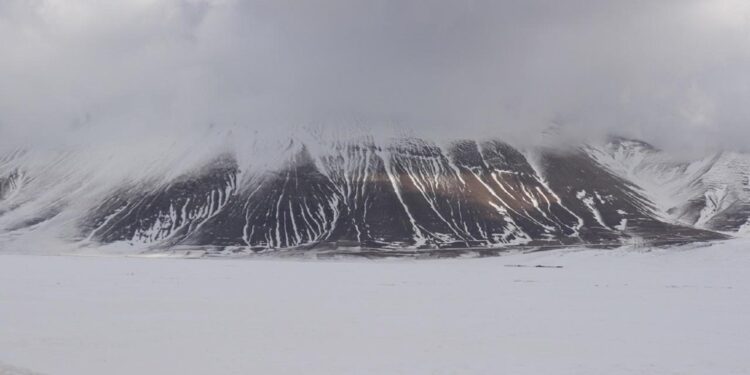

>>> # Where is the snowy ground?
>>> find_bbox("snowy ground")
[2,241,750,375]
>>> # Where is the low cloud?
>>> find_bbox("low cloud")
[1,0,749,155]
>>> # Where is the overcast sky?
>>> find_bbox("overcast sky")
[1,0,749,154]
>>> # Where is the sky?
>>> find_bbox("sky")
[1,0,749,155]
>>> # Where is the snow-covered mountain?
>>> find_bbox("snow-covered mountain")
[588,137,750,235]
[0,131,736,255]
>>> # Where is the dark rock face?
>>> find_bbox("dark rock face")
[77,137,727,253]
[0,168,27,219]
[82,155,239,246]
[538,149,721,245]
[0,170,22,203]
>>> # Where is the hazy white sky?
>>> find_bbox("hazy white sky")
[1,0,749,154]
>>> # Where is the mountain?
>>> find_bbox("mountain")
[0,133,734,256]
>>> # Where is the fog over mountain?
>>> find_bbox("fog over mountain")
[1,0,750,155]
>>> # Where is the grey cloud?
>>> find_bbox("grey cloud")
[1,0,749,155]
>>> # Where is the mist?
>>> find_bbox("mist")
[1,0,749,156]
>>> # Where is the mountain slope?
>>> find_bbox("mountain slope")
[0,134,729,255]
[588,137,750,234]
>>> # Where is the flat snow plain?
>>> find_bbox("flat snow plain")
[2,240,750,375]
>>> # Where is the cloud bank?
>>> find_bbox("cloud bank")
[1,0,749,154]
